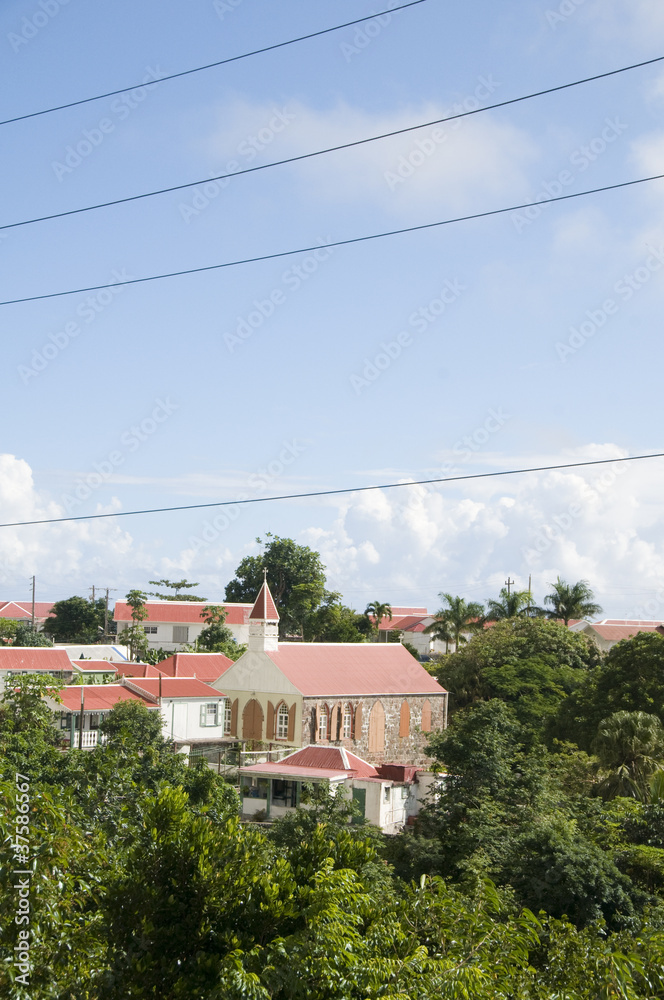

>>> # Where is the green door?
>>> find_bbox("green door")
[351,787,366,824]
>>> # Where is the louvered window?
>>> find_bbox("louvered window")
[173,626,189,643]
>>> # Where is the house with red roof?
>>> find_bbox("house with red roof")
[0,647,74,692]
[113,600,252,652]
[0,601,55,631]
[211,581,448,766]
[569,618,664,651]
[49,675,228,749]
[239,745,430,832]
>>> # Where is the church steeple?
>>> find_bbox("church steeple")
[247,572,279,652]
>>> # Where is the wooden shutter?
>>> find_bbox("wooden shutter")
[421,700,432,732]
[287,702,296,742]
[399,700,410,738]
[330,703,338,742]
[266,701,275,740]
[200,703,207,727]
[230,698,238,736]
[354,703,362,742]
[312,705,319,742]
[368,701,385,753]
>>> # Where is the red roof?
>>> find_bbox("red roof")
[597,619,664,627]
[113,601,252,625]
[249,582,279,621]
[71,660,118,672]
[0,601,55,620]
[0,648,73,671]
[157,652,234,682]
[56,685,151,711]
[588,623,663,641]
[240,744,379,780]
[114,663,165,678]
[378,615,430,633]
[264,643,446,697]
[122,677,225,700]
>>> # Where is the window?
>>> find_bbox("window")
[172,626,189,643]
[318,706,328,741]
[143,626,158,634]
[384,785,391,802]
[200,702,219,727]
[271,779,297,807]
[343,705,353,739]
[276,703,289,740]
[241,777,268,799]
[223,700,232,735]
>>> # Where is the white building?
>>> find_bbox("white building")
[113,600,252,652]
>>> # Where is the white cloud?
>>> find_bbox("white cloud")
[206,96,538,217]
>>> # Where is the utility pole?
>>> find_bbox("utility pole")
[90,585,96,603]
[505,577,514,596]
[31,575,35,629]
[90,586,117,638]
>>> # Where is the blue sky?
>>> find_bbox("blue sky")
[1,0,663,617]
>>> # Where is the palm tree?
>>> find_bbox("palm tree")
[365,601,392,641]
[593,711,664,801]
[424,593,484,651]
[543,577,602,626]
[485,587,533,621]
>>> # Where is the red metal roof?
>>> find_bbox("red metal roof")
[587,623,663,641]
[71,661,118,672]
[597,619,664,627]
[378,615,430,632]
[0,601,55,620]
[123,677,225,700]
[113,601,252,624]
[0,648,73,671]
[265,643,446,696]
[241,762,351,780]
[249,582,279,621]
[283,746,379,776]
[114,663,165,678]
[57,685,150,711]
[156,652,234,681]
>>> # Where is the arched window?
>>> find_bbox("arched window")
[421,700,432,732]
[368,701,385,753]
[399,700,410,738]
[276,703,289,740]
[343,704,353,739]
[318,704,329,741]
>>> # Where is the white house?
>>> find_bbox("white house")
[0,600,54,631]
[0,647,74,693]
[239,745,434,834]
[50,676,229,749]
[113,600,253,652]
[569,618,664,652]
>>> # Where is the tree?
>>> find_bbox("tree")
[0,619,18,645]
[100,698,166,750]
[147,578,207,601]
[593,711,664,801]
[435,617,598,726]
[425,593,484,650]
[364,600,392,639]
[12,622,53,646]
[43,595,106,643]
[543,577,602,625]
[117,590,149,661]
[195,605,245,659]
[0,672,62,735]
[224,534,327,637]
[303,598,371,643]
[485,586,534,620]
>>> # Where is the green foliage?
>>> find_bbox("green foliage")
[592,711,664,801]
[425,592,485,648]
[303,597,370,642]
[364,600,392,637]
[225,533,327,636]
[556,632,664,751]
[0,618,18,643]
[543,576,602,625]
[148,577,207,601]
[12,622,53,646]
[435,617,597,729]
[0,672,61,735]
[195,603,245,657]
[485,586,534,620]
[43,594,106,642]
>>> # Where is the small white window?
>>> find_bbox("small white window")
[143,625,158,634]
[318,707,328,741]
[223,701,232,735]
[276,704,289,740]
[343,706,352,739]
[200,702,218,727]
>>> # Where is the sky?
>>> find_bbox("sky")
[1,0,663,618]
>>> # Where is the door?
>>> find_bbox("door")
[242,699,264,740]
[351,787,366,824]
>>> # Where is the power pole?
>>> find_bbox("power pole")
[90,585,96,603]
[31,575,35,629]
[505,577,514,596]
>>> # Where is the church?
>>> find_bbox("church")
[212,579,448,766]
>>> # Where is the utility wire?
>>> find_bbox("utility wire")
[2,172,662,307]
[0,0,429,128]
[1,451,662,529]
[2,54,661,234]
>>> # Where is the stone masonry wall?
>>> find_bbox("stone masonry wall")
[301,693,447,767]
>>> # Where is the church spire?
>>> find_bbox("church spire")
[248,575,279,651]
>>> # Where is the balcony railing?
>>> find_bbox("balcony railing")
[71,730,107,749]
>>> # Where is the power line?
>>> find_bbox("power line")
[2,54,661,234]
[0,0,429,128]
[2,451,662,530]
[2,171,662,307]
